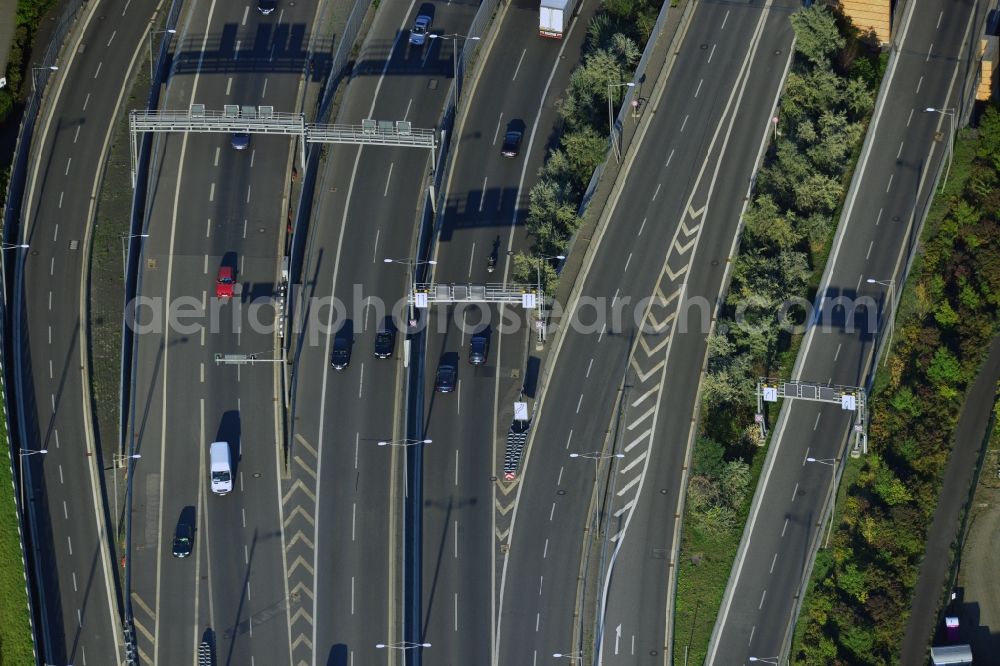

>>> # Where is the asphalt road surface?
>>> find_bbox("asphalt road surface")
[416,1,603,664]
[126,2,322,664]
[491,1,806,663]
[284,1,480,664]
[707,0,992,662]
[13,1,160,663]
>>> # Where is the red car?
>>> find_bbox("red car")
[216,266,235,299]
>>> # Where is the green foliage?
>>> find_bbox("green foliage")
[0,89,12,125]
[789,5,846,67]
[793,102,1000,664]
[692,436,726,479]
[0,420,35,663]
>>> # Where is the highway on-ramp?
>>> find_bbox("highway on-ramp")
[491,1,800,663]
[12,1,160,663]
[706,0,991,662]
[126,2,322,664]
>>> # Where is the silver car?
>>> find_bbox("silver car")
[409,14,431,46]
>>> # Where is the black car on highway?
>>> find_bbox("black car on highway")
[331,334,351,370]
[434,359,457,393]
[172,522,193,558]
[500,130,522,158]
[469,330,489,365]
[374,328,395,359]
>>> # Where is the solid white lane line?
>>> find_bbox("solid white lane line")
[694,79,703,98]
[352,503,357,541]
[875,208,883,226]
[897,141,904,158]
[214,147,220,166]
[926,43,933,61]
[65,157,72,175]
[455,594,459,632]
[651,183,661,201]
[479,177,488,211]
[565,430,573,449]
[246,184,251,203]
[708,43,717,63]
[665,149,675,168]
[107,30,117,46]
[512,49,527,80]
[769,553,777,574]
[834,343,841,361]
[759,589,766,609]
[575,394,583,413]
[543,539,549,558]
[866,240,874,259]
[58,192,63,209]
[885,174,893,193]
[94,61,102,78]
[782,518,789,537]
[245,544,249,564]
[549,503,555,521]
[454,520,458,558]
[790,482,799,501]
[73,571,78,591]
[937,10,943,29]
[67,536,73,555]
[49,360,53,379]
[680,114,689,132]
[383,163,394,196]
[209,183,215,202]
[907,108,914,126]
[467,242,475,278]
[586,359,594,377]
[73,126,80,143]
[455,449,459,487]
[62,501,68,519]
[721,9,730,29]
[83,93,91,112]
[623,252,632,274]
[53,224,58,241]
[241,5,249,24]
[358,363,364,398]
[916,75,923,93]
[556,466,563,486]
[638,217,647,236]
[351,577,355,615]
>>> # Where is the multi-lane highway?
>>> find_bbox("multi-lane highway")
[13,1,161,663]
[417,1,603,664]
[285,1,479,664]
[707,0,990,662]
[126,2,323,664]
[492,1,803,664]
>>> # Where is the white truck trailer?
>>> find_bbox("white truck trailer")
[539,0,577,39]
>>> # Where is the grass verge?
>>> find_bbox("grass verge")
[0,417,36,663]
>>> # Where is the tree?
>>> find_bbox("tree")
[561,126,608,188]
[925,346,963,388]
[789,5,845,68]
[743,194,803,252]
[793,172,843,214]
[692,436,726,479]
[720,460,751,510]
[975,104,1000,171]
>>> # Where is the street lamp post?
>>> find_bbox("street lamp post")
[18,448,47,511]
[748,657,780,665]
[31,65,58,93]
[535,254,564,345]
[866,278,896,367]
[375,641,431,650]
[122,234,150,280]
[1,244,29,250]
[607,80,636,163]
[806,456,839,548]
[553,651,583,661]
[428,33,480,92]
[924,107,956,188]
[377,439,432,447]
[383,257,437,326]
[148,28,177,79]
[112,454,141,533]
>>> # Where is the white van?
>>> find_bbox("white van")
[209,442,233,495]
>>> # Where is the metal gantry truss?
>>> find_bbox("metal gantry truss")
[408,282,544,334]
[756,378,868,455]
[128,104,437,186]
